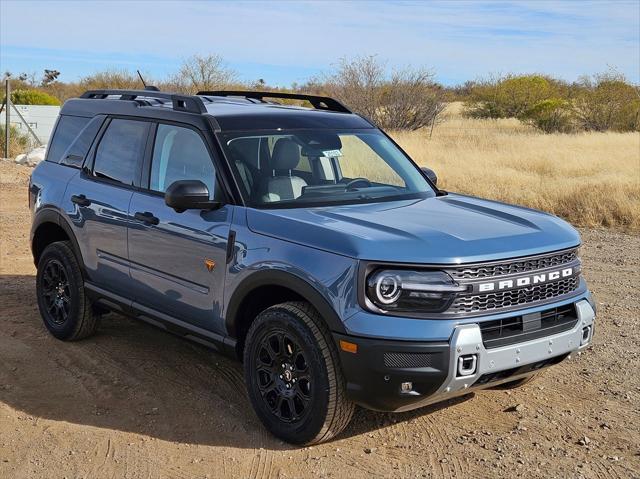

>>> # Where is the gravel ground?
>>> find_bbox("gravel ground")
[1,160,638,478]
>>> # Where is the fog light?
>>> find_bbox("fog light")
[400,382,413,393]
[581,326,591,344]
[457,354,477,377]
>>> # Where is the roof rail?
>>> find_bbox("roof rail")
[80,89,207,114]
[197,90,351,114]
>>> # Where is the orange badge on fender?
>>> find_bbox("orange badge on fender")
[204,259,216,272]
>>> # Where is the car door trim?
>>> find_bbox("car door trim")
[84,281,236,356]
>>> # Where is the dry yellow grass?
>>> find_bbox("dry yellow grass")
[390,103,640,232]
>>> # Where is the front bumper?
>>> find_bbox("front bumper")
[335,299,595,412]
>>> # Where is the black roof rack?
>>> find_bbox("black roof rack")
[80,89,207,114]
[197,90,351,114]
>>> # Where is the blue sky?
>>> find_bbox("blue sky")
[1,0,638,86]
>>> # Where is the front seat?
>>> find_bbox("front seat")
[262,138,307,202]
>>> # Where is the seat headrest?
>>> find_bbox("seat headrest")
[229,138,261,170]
[271,138,300,171]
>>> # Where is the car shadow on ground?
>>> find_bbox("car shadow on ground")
[0,274,474,450]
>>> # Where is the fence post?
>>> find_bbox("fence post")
[4,79,9,159]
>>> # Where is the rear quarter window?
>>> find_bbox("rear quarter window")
[59,116,105,168]
[46,115,90,165]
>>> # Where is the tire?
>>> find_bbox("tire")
[243,301,354,445]
[490,373,538,390]
[36,241,99,341]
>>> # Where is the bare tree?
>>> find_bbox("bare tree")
[41,69,61,86]
[323,56,445,131]
[380,68,446,131]
[171,54,237,94]
[572,71,640,132]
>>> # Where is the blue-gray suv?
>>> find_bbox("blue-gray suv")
[29,89,596,445]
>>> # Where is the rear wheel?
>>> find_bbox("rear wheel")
[36,241,99,341]
[244,301,354,445]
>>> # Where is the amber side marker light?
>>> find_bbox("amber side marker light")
[339,340,358,354]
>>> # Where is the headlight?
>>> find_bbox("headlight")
[366,269,467,313]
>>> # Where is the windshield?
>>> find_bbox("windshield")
[218,128,436,208]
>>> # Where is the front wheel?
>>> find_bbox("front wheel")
[243,302,354,445]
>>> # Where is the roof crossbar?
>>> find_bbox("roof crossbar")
[197,90,351,113]
[80,89,207,114]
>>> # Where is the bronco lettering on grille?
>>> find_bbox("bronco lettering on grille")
[477,267,575,292]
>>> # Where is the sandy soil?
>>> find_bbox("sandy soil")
[1,160,638,478]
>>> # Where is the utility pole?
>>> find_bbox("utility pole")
[4,78,9,159]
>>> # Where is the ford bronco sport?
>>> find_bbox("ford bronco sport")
[29,89,596,445]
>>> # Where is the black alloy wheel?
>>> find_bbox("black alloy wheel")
[40,259,71,325]
[244,302,354,445]
[255,329,312,423]
[36,241,100,341]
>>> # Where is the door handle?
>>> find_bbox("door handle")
[134,211,159,226]
[71,194,91,207]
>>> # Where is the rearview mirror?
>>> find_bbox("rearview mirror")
[165,180,221,213]
[421,167,438,186]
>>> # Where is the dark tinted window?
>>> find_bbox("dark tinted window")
[59,116,105,168]
[93,119,149,186]
[149,124,216,199]
[46,115,90,164]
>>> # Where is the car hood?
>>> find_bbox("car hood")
[246,194,581,264]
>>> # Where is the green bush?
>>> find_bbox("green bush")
[464,71,639,133]
[3,89,61,106]
[464,75,567,120]
[522,98,575,133]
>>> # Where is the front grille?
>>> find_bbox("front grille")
[449,276,579,314]
[383,352,434,368]
[449,249,578,280]
[479,304,577,349]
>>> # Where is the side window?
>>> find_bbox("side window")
[46,115,90,164]
[149,124,216,199]
[93,119,149,186]
[59,116,105,168]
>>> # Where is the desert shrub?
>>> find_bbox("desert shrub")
[521,98,575,133]
[0,125,32,158]
[572,72,640,132]
[322,56,445,130]
[2,89,60,106]
[79,70,142,91]
[464,75,567,119]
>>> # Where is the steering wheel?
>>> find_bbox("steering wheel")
[345,178,372,191]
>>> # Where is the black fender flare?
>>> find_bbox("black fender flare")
[225,269,347,338]
[31,207,85,274]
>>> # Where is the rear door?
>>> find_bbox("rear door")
[64,117,150,298]
[127,122,232,334]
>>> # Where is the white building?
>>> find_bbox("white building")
[0,104,61,144]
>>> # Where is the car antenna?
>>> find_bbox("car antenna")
[137,70,160,91]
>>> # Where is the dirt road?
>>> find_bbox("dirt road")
[1,160,638,478]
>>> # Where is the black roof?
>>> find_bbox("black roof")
[61,90,374,131]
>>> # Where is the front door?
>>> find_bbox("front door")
[127,123,232,334]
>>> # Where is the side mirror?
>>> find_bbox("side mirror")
[421,167,438,186]
[165,180,221,213]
